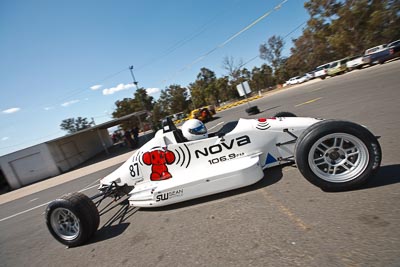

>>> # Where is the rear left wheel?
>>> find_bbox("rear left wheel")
[45,192,99,247]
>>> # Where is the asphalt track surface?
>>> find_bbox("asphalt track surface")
[1,60,400,267]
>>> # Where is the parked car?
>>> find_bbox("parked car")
[286,75,308,85]
[299,74,310,83]
[305,71,315,80]
[377,39,400,63]
[170,112,187,122]
[346,55,368,71]
[362,44,388,65]
[327,57,349,76]
[286,76,301,85]
[314,63,331,79]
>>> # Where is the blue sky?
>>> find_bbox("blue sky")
[0,0,309,156]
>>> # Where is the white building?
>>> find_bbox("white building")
[0,112,147,190]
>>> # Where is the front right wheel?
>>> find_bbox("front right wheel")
[295,120,381,191]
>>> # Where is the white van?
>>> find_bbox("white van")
[314,63,332,79]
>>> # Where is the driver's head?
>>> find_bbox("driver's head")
[181,119,208,141]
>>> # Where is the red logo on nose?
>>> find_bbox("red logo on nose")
[142,150,175,181]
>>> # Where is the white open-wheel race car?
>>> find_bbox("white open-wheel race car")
[45,112,382,247]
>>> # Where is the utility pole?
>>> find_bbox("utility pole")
[129,66,145,110]
[129,66,139,88]
[129,66,145,133]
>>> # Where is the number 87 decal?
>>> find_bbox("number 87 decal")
[129,162,140,177]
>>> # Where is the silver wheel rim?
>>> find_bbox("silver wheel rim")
[308,133,369,183]
[50,208,80,240]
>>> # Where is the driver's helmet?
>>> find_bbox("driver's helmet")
[181,119,208,141]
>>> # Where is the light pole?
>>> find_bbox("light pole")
[129,66,145,133]
[129,66,139,88]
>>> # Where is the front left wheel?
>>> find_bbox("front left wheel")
[295,120,381,191]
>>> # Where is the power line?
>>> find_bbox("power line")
[33,8,231,109]
[136,12,223,71]
[162,0,289,84]
[53,67,129,105]
[239,20,307,68]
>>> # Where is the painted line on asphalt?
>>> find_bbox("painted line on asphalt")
[295,97,323,107]
[310,87,323,92]
[0,184,99,223]
[28,198,38,203]
[260,189,310,231]
[208,122,224,131]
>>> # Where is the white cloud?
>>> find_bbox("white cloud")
[1,137,9,141]
[2,107,21,114]
[146,88,161,95]
[90,84,102,91]
[102,83,134,95]
[61,100,80,107]
[44,106,55,111]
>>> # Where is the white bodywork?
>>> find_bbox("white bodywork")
[100,117,321,207]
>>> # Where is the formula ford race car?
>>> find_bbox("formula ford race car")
[45,113,382,247]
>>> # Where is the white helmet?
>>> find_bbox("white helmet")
[181,119,208,141]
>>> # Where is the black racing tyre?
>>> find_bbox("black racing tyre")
[205,110,212,122]
[246,106,260,115]
[274,111,297,117]
[295,120,381,191]
[46,192,99,247]
[62,192,100,232]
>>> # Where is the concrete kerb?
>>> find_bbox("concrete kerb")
[215,79,323,113]
[0,150,134,205]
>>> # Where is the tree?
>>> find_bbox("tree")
[259,35,285,71]
[328,0,400,56]
[150,102,166,130]
[158,84,190,114]
[222,56,243,82]
[169,85,190,113]
[259,35,286,83]
[285,0,400,77]
[158,89,171,114]
[60,117,93,134]
[133,88,154,111]
[250,64,274,91]
[189,68,217,108]
[112,87,154,130]
[214,76,237,104]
